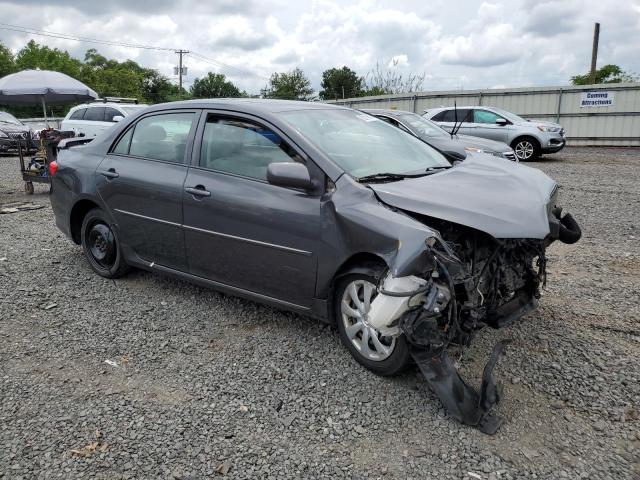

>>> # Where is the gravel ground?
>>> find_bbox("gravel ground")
[1,147,639,480]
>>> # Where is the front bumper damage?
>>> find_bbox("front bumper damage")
[366,206,582,434]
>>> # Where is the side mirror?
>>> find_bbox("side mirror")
[495,118,508,126]
[112,115,124,123]
[267,162,313,190]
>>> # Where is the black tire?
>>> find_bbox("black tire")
[80,208,130,278]
[334,270,411,376]
[511,136,541,161]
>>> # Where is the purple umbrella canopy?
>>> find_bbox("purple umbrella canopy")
[0,69,98,125]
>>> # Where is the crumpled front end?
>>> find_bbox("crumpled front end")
[365,206,581,434]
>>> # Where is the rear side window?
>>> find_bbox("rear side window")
[438,109,472,123]
[104,107,123,122]
[128,112,195,163]
[430,111,446,122]
[199,116,300,181]
[69,108,86,120]
[84,107,105,121]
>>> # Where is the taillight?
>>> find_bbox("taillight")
[49,161,58,176]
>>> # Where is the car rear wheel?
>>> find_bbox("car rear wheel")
[512,137,540,161]
[81,208,130,278]
[335,272,411,376]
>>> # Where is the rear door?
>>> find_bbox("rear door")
[96,110,198,271]
[431,109,472,135]
[471,109,510,142]
[61,107,87,134]
[182,111,322,307]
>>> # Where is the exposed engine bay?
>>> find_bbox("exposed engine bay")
[365,208,581,434]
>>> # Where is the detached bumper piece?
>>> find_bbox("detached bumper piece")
[408,336,507,434]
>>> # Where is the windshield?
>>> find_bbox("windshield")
[490,107,527,123]
[396,113,449,139]
[0,111,22,125]
[120,105,148,115]
[282,109,450,178]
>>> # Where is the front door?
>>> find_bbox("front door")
[471,109,510,143]
[183,113,321,307]
[96,110,198,271]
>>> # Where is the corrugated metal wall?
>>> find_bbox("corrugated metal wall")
[328,83,640,146]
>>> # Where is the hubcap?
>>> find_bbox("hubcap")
[515,141,534,160]
[87,222,116,268]
[341,279,396,362]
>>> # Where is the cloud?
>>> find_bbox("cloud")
[0,0,638,94]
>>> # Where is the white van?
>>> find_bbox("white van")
[61,99,148,138]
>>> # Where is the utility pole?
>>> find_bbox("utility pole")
[175,49,189,96]
[589,23,600,85]
[342,85,345,99]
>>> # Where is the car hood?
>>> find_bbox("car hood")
[0,122,30,133]
[368,154,557,239]
[455,134,511,153]
[518,119,562,129]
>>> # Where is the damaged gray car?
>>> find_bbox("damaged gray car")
[49,99,581,434]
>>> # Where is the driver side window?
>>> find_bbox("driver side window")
[473,109,504,124]
[199,116,302,181]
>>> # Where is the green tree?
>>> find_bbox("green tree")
[190,72,241,98]
[261,68,314,100]
[15,40,83,78]
[0,42,16,78]
[571,64,639,85]
[319,66,364,100]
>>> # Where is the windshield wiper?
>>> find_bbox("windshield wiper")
[356,172,428,183]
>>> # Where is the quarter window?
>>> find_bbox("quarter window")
[128,113,195,163]
[199,116,300,181]
[84,107,105,121]
[69,108,86,120]
[473,109,504,124]
[112,128,133,155]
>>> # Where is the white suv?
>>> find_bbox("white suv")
[61,100,148,138]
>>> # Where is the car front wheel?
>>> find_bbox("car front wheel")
[512,137,540,161]
[81,208,130,278]
[335,272,411,376]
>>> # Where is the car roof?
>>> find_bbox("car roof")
[361,108,415,117]
[144,98,350,115]
[70,102,146,110]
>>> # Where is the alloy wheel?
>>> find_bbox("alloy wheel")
[340,279,396,361]
[514,140,535,160]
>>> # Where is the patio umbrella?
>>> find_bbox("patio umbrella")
[0,69,98,127]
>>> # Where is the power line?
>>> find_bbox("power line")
[188,51,269,81]
[0,22,266,80]
[0,22,175,51]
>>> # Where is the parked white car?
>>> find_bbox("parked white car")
[61,100,148,138]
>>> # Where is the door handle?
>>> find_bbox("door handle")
[99,168,119,179]
[185,185,211,197]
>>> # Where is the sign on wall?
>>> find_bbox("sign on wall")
[580,91,615,108]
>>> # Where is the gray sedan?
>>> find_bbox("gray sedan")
[362,108,517,161]
[49,99,580,433]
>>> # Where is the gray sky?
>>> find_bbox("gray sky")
[1,0,639,95]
